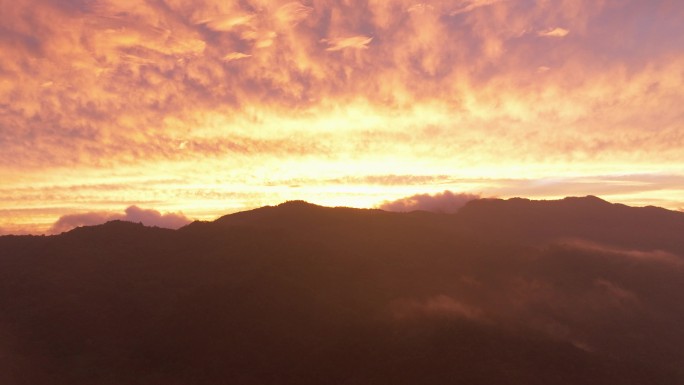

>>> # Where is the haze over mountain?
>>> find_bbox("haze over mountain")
[1,196,683,384]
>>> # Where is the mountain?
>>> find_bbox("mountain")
[1,196,683,385]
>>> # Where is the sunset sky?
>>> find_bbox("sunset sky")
[1,0,683,234]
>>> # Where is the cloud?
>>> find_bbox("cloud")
[449,0,506,16]
[49,212,118,234]
[122,206,191,229]
[2,0,682,171]
[335,174,455,186]
[556,239,684,267]
[407,4,435,14]
[195,14,256,32]
[538,27,570,37]
[379,191,481,213]
[48,206,191,234]
[391,295,483,320]
[322,36,373,51]
[274,2,314,27]
[222,52,251,62]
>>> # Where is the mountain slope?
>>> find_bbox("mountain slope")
[1,197,683,384]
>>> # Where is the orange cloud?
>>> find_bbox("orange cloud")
[322,35,373,51]
[222,52,252,61]
[449,0,507,16]
[195,13,256,32]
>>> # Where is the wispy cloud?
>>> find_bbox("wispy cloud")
[538,27,570,37]
[274,2,314,27]
[322,35,373,51]
[195,14,256,32]
[222,52,251,62]
[449,0,506,16]
[556,239,684,267]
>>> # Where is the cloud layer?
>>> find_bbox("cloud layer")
[1,0,684,231]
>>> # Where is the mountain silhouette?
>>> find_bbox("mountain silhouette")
[1,196,683,384]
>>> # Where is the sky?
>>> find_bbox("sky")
[1,0,683,234]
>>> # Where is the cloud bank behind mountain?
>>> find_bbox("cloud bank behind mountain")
[49,206,191,234]
[379,191,481,213]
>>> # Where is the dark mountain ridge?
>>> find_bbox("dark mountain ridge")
[1,196,683,384]
[456,196,684,252]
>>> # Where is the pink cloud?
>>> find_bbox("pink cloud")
[49,206,191,234]
[379,191,481,213]
[538,27,570,37]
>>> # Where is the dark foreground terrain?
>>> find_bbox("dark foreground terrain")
[1,196,684,384]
